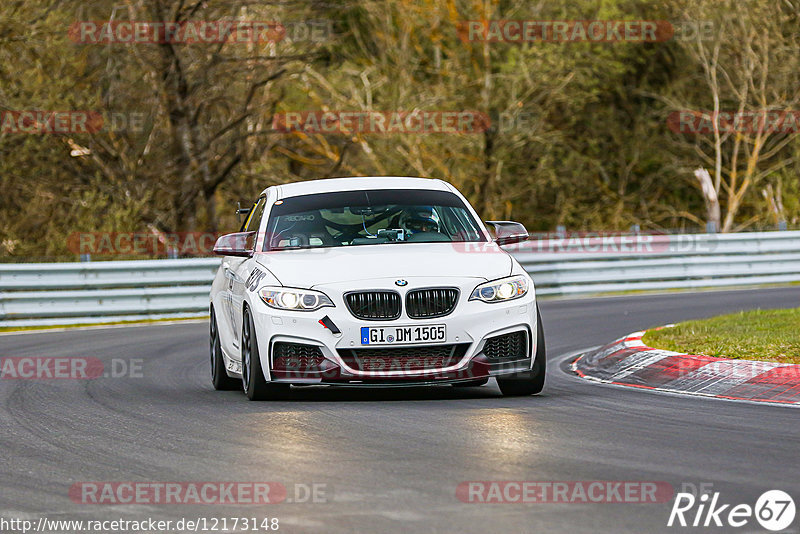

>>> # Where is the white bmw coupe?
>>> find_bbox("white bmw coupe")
[209,177,545,400]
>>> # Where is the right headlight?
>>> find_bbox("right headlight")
[259,287,334,311]
[469,275,529,303]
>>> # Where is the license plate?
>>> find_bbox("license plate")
[360,325,446,345]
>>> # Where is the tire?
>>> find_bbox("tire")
[453,378,490,387]
[497,305,546,396]
[210,307,240,391]
[241,306,290,401]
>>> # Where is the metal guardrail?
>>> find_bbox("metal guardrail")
[515,230,800,296]
[1,231,799,327]
[0,259,220,327]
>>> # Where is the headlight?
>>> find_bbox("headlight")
[259,287,334,311]
[470,275,529,303]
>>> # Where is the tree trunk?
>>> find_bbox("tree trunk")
[694,168,721,232]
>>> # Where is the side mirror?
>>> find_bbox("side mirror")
[485,221,529,246]
[213,231,256,257]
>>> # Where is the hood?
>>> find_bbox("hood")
[254,242,512,288]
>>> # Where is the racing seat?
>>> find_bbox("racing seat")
[271,212,336,248]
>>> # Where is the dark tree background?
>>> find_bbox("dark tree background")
[1,0,798,259]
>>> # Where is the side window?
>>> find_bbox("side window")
[245,197,266,233]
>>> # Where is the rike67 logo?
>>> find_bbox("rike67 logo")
[668,489,795,531]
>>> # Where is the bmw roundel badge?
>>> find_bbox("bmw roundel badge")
[395,279,408,287]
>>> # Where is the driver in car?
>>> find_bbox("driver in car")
[399,208,440,236]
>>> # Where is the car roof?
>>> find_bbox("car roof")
[267,176,452,199]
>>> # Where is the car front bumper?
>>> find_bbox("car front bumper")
[245,278,538,385]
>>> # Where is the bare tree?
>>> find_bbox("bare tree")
[669,0,800,231]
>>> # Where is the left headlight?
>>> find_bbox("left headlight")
[259,287,335,311]
[469,275,529,303]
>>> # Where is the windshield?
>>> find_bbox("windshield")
[264,189,486,250]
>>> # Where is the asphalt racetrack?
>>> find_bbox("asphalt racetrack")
[1,287,799,533]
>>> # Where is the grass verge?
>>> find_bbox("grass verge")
[642,307,800,365]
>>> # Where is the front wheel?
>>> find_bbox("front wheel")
[241,306,290,401]
[497,305,546,396]
[210,307,240,391]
